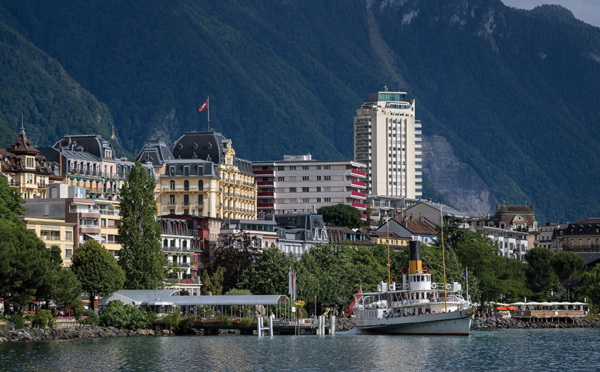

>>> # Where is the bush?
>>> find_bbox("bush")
[177,316,196,334]
[78,309,99,325]
[238,317,252,327]
[32,309,54,329]
[12,315,25,330]
[216,314,231,326]
[99,300,151,330]
[163,311,180,331]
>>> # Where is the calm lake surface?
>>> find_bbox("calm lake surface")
[1,328,598,371]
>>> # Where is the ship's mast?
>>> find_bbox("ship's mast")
[441,205,447,313]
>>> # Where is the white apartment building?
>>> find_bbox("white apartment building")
[253,155,367,216]
[354,86,422,199]
[472,225,529,261]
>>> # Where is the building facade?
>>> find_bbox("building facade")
[1,126,56,199]
[253,154,367,216]
[471,225,529,261]
[354,87,422,199]
[270,213,329,257]
[552,219,600,252]
[137,132,256,220]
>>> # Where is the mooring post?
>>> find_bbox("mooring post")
[268,314,274,337]
[331,315,336,335]
[257,316,263,337]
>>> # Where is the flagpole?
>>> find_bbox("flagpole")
[207,96,210,131]
[466,266,469,305]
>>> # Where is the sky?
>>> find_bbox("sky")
[501,0,600,27]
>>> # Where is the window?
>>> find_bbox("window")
[65,231,72,241]
[302,166,309,170]
[184,195,190,206]
[278,166,285,171]
[302,187,309,192]
[302,176,309,181]
[198,180,204,190]
[101,218,107,228]
[198,195,203,205]
[324,165,331,170]
[289,198,297,203]
[184,209,189,215]
[170,209,175,214]
[289,166,296,170]
[277,177,285,182]
[184,166,190,176]
[316,198,321,203]
[316,176,322,181]
[324,197,331,202]
[170,195,175,205]
[302,198,310,203]
[317,165,322,170]
[316,187,321,192]
[65,249,73,260]
[289,187,297,192]
[184,180,190,191]
[170,180,175,190]
[324,176,331,181]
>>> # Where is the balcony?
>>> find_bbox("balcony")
[351,169,366,177]
[257,191,274,197]
[351,191,367,199]
[257,202,274,208]
[256,181,273,186]
[351,180,367,189]
[351,202,367,211]
[253,170,274,175]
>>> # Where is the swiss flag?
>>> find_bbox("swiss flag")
[199,98,208,112]
[347,287,362,317]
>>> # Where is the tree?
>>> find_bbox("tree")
[0,219,50,307]
[71,240,125,310]
[211,232,261,292]
[551,251,586,299]
[201,266,225,295]
[118,162,166,289]
[318,204,362,228]
[525,247,559,299]
[581,265,600,311]
[240,246,297,295]
[36,246,82,309]
[0,176,26,223]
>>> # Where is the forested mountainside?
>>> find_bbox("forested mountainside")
[2,0,600,222]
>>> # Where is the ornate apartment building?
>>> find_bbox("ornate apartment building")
[137,131,256,220]
[0,126,56,199]
[354,87,423,199]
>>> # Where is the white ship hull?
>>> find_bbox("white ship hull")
[354,308,474,336]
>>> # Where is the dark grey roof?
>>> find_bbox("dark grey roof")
[172,131,253,175]
[163,160,219,177]
[172,131,228,163]
[575,252,600,266]
[135,140,175,166]
[53,135,116,160]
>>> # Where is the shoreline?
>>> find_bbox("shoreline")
[475,317,600,330]
[0,325,173,343]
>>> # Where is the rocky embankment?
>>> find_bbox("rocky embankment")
[0,325,173,343]
[477,317,600,330]
[333,316,355,332]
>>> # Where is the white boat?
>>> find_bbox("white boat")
[351,241,473,335]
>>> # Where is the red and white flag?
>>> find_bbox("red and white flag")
[347,287,362,316]
[198,98,208,112]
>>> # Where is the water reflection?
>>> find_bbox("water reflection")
[1,329,599,371]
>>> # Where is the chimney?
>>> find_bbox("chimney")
[530,204,533,210]
[410,213,414,220]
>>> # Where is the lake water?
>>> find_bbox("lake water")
[1,328,598,371]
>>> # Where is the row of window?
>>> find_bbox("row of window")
[286,198,332,203]
[274,175,333,182]
[170,180,204,191]
[270,165,333,171]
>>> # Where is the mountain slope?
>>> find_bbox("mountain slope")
[2,0,600,222]
[0,6,117,151]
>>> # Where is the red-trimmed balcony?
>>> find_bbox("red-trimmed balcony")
[351,191,366,199]
[256,181,274,186]
[257,191,274,197]
[351,180,366,189]
[351,202,367,211]
[351,169,366,177]
[257,202,274,208]
[253,170,274,175]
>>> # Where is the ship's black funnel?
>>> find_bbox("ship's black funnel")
[409,241,421,261]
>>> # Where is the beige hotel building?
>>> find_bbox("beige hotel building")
[354,87,422,199]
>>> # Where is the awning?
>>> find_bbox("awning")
[85,233,103,242]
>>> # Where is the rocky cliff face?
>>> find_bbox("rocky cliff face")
[422,135,497,217]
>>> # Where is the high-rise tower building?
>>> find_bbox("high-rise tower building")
[354,87,422,199]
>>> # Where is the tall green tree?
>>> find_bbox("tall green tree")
[211,232,261,292]
[240,246,297,295]
[525,247,559,299]
[0,176,26,222]
[581,265,600,311]
[0,219,51,307]
[118,162,165,289]
[317,204,363,228]
[551,251,586,299]
[36,246,82,309]
[71,240,125,310]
